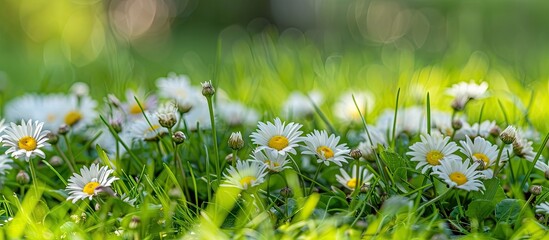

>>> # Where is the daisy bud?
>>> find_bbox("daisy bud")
[360,184,370,193]
[129,216,140,229]
[544,170,549,180]
[178,104,193,114]
[172,131,186,145]
[107,94,122,108]
[201,80,215,97]
[49,155,63,167]
[156,102,178,129]
[228,132,244,150]
[450,96,468,111]
[70,82,89,97]
[452,119,463,131]
[530,185,543,196]
[280,187,293,198]
[16,170,30,185]
[46,132,59,145]
[225,153,240,163]
[350,149,362,160]
[500,126,517,144]
[110,119,123,133]
[58,124,70,135]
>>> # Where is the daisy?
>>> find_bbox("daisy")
[123,89,158,118]
[156,73,201,111]
[2,119,49,161]
[282,90,323,119]
[446,81,488,110]
[0,155,13,175]
[61,95,98,132]
[455,120,497,140]
[460,136,508,178]
[216,101,259,127]
[183,101,211,131]
[357,125,387,160]
[250,118,303,155]
[251,149,290,173]
[513,134,540,161]
[407,132,460,174]
[5,94,69,131]
[155,101,179,129]
[333,91,375,123]
[302,130,351,167]
[375,107,426,136]
[432,159,485,192]
[221,161,268,190]
[335,165,374,190]
[66,163,119,203]
[126,112,168,141]
[535,202,549,215]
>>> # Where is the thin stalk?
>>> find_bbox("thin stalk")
[391,88,401,149]
[175,144,190,201]
[426,92,431,135]
[520,132,549,188]
[54,144,75,173]
[416,187,452,213]
[29,159,38,198]
[492,143,507,178]
[308,164,324,195]
[232,149,237,167]
[62,135,78,170]
[205,96,221,185]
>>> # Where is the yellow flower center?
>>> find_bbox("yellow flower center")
[265,160,280,167]
[83,181,100,195]
[317,146,335,158]
[64,110,82,126]
[239,176,256,187]
[18,136,37,151]
[426,150,444,166]
[347,178,358,189]
[148,125,160,132]
[449,172,467,186]
[473,153,490,168]
[130,103,145,114]
[268,135,289,151]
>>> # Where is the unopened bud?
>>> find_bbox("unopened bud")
[474,159,486,170]
[107,94,122,108]
[16,170,30,185]
[280,187,293,198]
[178,104,192,114]
[350,149,362,160]
[452,119,463,131]
[58,124,70,135]
[225,153,240,163]
[46,132,59,145]
[129,216,140,229]
[201,80,215,97]
[500,126,517,144]
[545,170,549,180]
[490,126,501,138]
[70,82,89,97]
[172,131,186,145]
[49,156,63,167]
[156,102,178,129]
[228,132,244,150]
[360,184,370,193]
[451,96,468,111]
[110,119,123,133]
[530,185,543,196]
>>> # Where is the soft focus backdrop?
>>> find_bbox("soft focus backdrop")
[1,0,548,131]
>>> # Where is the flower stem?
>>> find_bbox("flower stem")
[205,96,221,186]
[308,164,324,195]
[416,187,452,213]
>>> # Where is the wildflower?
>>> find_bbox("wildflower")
[454,120,497,140]
[126,112,168,141]
[172,131,186,145]
[357,125,387,160]
[513,134,539,161]
[183,103,211,131]
[65,164,119,203]
[155,102,178,129]
[217,101,259,127]
[530,185,543,196]
[221,161,268,190]
[0,155,13,175]
[446,81,488,111]
[432,159,485,192]
[282,90,323,119]
[2,119,49,161]
[302,130,351,167]
[407,132,460,174]
[155,73,200,112]
[228,132,244,150]
[500,126,517,144]
[201,80,215,97]
[350,149,362,160]
[123,89,158,117]
[536,202,549,215]
[335,165,374,190]
[250,118,303,155]
[16,170,29,184]
[333,91,375,123]
[459,136,508,178]
[252,149,290,173]
[70,82,90,97]
[376,107,425,136]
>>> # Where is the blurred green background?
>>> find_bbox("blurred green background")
[1,0,548,130]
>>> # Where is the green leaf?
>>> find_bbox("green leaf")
[380,150,409,175]
[495,199,522,222]
[470,178,506,204]
[466,199,495,220]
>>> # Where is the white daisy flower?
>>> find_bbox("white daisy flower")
[513,133,540,161]
[460,136,508,178]
[0,155,13,175]
[302,130,351,167]
[217,101,259,127]
[126,112,168,141]
[333,91,375,123]
[251,149,290,173]
[407,132,461,174]
[335,165,374,190]
[534,161,549,175]
[183,100,211,131]
[455,120,497,140]
[446,81,488,110]
[221,161,268,190]
[5,94,69,131]
[432,159,485,192]
[535,202,549,215]
[2,120,49,161]
[156,73,201,111]
[250,118,303,155]
[66,163,119,203]
[123,89,158,118]
[375,107,426,136]
[61,95,98,132]
[155,101,179,129]
[282,90,323,119]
